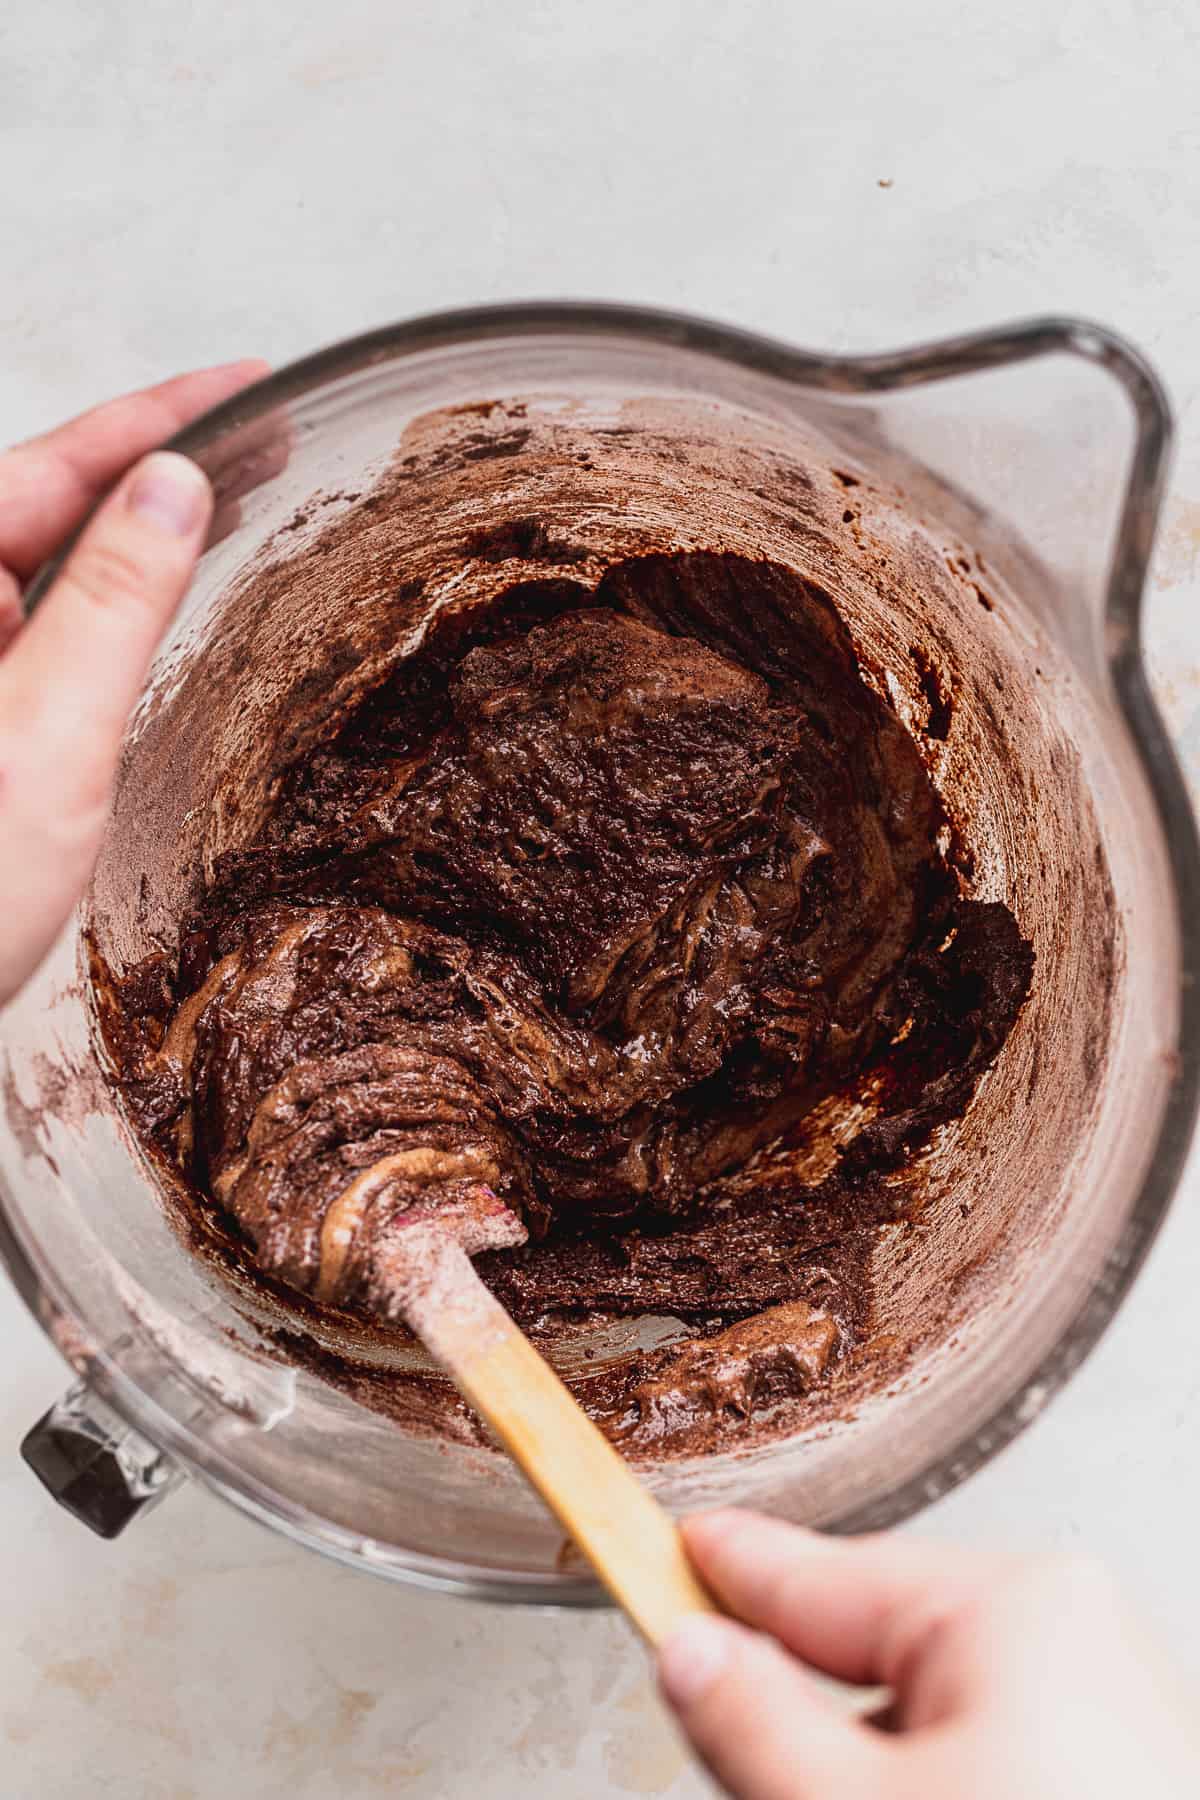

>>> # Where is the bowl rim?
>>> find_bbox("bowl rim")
[5,300,1199,1599]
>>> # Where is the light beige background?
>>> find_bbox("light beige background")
[3,2,1200,1794]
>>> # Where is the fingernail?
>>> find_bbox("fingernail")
[659,1617,733,1707]
[126,452,210,536]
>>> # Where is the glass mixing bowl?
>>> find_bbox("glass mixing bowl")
[1,304,1196,1605]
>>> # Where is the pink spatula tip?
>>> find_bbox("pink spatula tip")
[389,1183,528,1256]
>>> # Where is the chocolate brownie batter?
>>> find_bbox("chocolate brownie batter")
[109,549,1032,1452]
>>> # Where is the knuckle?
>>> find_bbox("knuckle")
[54,765,112,839]
[37,801,108,864]
[0,683,113,842]
[882,1602,958,1691]
[63,536,151,614]
[0,733,107,846]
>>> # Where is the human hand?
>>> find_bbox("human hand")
[0,361,267,1004]
[660,1509,1200,1799]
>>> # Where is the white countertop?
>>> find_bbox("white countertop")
[4,3,1200,1793]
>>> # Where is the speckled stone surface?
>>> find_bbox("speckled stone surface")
[3,3,1200,1794]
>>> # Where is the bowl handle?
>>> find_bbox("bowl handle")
[21,1380,184,1539]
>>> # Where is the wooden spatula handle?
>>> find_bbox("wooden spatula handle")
[410,1237,719,1645]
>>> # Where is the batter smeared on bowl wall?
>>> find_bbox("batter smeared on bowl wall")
[102,497,1032,1455]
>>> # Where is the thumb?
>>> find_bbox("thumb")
[659,1615,888,1800]
[0,450,212,1001]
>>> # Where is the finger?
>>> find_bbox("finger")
[0,450,212,1002]
[0,565,21,654]
[659,1615,887,1800]
[683,1512,1004,1691]
[0,359,266,580]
